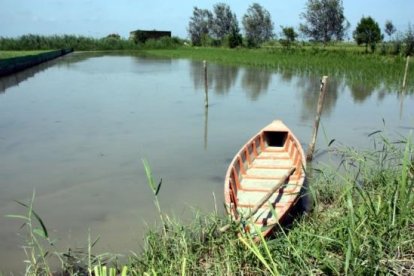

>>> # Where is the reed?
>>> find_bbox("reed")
[6,191,53,275]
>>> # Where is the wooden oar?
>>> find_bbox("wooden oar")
[219,167,296,233]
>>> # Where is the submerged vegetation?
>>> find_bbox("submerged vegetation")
[7,134,414,274]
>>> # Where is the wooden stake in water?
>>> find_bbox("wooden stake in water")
[204,105,208,150]
[204,60,208,107]
[306,76,328,162]
[402,55,410,92]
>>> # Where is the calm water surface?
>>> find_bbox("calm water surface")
[0,53,413,273]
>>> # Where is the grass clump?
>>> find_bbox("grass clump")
[129,213,259,275]
[129,135,413,275]
[274,134,414,275]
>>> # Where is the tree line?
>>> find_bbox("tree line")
[188,0,414,56]
[0,0,412,55]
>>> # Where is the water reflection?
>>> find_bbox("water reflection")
[0,58,60,93]
[296,76,342,122]
[58,51,102,65]
[0,52,106,94]
[348,82,377,103]
[190,61,239,95]
[241,68,272,100]
[280,69,294,82]
[186,60,411,124]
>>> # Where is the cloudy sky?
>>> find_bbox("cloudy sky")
[0,0,412,39]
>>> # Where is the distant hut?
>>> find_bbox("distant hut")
[129,29,171,43]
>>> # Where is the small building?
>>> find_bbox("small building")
[129,29,171,43]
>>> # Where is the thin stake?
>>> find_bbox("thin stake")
[402,55,410,92]
[219,167,296,233]
[306,76,328,162]
[204,60,208,107]
[204,105,208,149]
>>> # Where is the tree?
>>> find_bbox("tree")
[404,23,414,56]
[227,17,243,48]
[280,26,298,49]
[384,20,396,39]
[353,16,383,53]
[211,3,235,40]
[300,0,349,44]
[242,3,274,47]
[106,33,120,40]
[188,7,213,46]
[211,3,242,48]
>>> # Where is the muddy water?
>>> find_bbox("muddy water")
[0,53,413,273]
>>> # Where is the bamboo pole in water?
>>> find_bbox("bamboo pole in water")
[306,76,328,162]
[402,55,410,92]
[204,60,208,107]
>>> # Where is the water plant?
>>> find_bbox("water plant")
[7,193,126,275]
[6,191,53,275]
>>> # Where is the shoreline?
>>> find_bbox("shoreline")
[0,48,73,77]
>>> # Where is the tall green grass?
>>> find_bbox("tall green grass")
[129,134,413,275]
[0,34,184,51]
[143,47,413,90]
[6,191,53,275]
[7,134,414,274]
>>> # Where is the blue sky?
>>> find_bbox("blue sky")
[0,0,412,39]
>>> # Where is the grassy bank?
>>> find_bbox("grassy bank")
[0,50,51,59]
[142,47,413,90]
[127,134,414,275]
[9,134,413,275]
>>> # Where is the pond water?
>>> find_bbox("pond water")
[0,53,413,273]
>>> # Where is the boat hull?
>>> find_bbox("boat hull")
[224,120,306,236]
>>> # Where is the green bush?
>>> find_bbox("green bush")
[404,24,414,56]
[143,36,183,49]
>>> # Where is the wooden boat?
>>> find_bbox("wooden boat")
[224,120,306,236]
